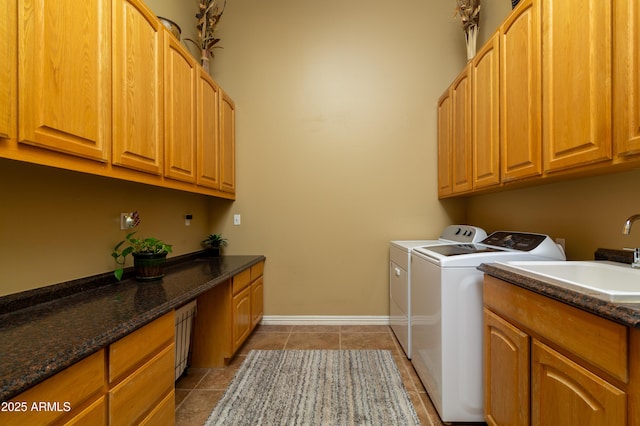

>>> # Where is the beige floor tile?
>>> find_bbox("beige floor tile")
[418,392,445,426]
[340,332,397,350]
[291,324,340,333]
[285,332,340,349]
[253,324,293,333]
[340,324,391,333]
[237,332,289,353]
[174,389,190,408]
[175,389,224,426]
[175,368,208,390]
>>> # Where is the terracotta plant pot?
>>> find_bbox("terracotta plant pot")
[133,252,168,281]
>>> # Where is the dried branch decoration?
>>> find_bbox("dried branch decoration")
[453,0,481,31]
[185,0,227,61]
[453,0,481,60]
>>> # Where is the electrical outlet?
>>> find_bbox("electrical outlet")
[233,214,241,226]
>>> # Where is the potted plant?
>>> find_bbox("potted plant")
[202,233,228,257]
[112,232,173,281]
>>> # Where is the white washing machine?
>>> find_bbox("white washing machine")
[410,231,566,422]
[389,225,486,359]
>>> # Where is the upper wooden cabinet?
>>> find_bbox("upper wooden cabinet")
[0,0,16,141]
[451,64,473,194]
[614,0,640,159]
[500,0,541,182]
[197,68,221,189]
[164,31,197,183]
[112,0,164,175]
[220,90,236,194]
[439,0,640,197]
[18,0,111,162]
[472,32,500,189]
[541,0,613,172]
[3,0,237,199]
[437,89,453,197]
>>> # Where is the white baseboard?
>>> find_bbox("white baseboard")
[260,315,390,326]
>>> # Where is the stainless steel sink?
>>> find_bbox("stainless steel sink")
[495,261,640,303]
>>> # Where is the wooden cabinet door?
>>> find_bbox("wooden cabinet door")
[219,90,236,194]
[472,32,500,189]
[0,0,16,141]
[532,340,626,425]
[232,285,251,351]
[112,0,163,175]
[542,0,612,172]
[437,89,453,197]
[614,0,640,158]
[500,0,542,181]
[251,276,264,328]
[164,31,196,183]
[451,64,472,194]
[18,0,111,161]
[197,68,221,189]
[484,309,530,426]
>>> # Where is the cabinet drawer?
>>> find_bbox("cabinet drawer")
[251,261,264,280]
[65,395,107,425]
[139,390,175,426]
[232,268,251,294]
[5,349,106,425]
[484,276,628,382]
[109,344,175,426]
[109,311,175,383]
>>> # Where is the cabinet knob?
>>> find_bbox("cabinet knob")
[395,267,401,277]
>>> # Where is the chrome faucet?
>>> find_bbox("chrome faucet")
[623,214,640,268]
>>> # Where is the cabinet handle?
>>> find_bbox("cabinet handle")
[395,267,401,277]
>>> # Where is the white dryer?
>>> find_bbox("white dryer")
[389,225,486,359]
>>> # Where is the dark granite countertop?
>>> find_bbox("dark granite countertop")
[0,254,265,402]
[478,261,640,329]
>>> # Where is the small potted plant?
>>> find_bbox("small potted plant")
[112,232,173,281]
[202,233,227,257]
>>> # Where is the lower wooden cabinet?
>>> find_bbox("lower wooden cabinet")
[483,275,635,425]
[109,345,175,426]
[484,309,530,426]
[3,349,107,425]
[108,311,175,426]
[192,261,265,367]
[531,340,626,425]
[3,311,175,426]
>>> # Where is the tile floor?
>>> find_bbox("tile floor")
[174,324,468,425]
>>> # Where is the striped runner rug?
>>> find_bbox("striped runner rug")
[205,349,421,425]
